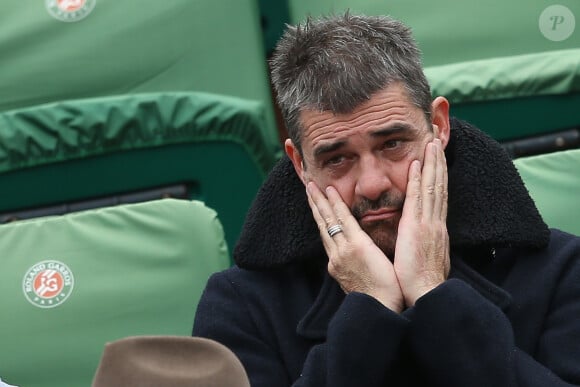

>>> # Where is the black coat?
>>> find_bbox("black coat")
[193,119,580,386]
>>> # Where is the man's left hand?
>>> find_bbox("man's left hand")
[394,138,450,307]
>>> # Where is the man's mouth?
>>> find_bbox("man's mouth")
[360,208,401,223]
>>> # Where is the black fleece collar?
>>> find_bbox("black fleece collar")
[234,118,550,269]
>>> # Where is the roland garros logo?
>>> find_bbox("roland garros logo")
[46,0,97,22]
[23,260,74,308]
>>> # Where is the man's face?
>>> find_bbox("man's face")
[287,83,446,257]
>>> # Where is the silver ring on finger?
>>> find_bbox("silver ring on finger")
[327,224,343,238]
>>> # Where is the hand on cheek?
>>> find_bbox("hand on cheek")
[306,182,404,313]
[393,138,450,307]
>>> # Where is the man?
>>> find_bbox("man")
[193,13,580,386]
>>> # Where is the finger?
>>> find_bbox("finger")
[444,233,450,277]
[421,141,437,222]
[402,159,422,221]
[307,182,342,244]
[307,181,337,227]
[433,139,447,220]
[307,190,338,254]
[325,186,360,236]
[441,143,449,222]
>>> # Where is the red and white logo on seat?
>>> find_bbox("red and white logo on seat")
[23,260,75,308]
[45,0,96,22]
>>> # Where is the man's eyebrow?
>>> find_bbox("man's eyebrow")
[312,123,416,158]
[370,123,415,137]
[313,140,347,158]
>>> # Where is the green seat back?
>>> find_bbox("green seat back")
[0,199,230,387]
[0,0,279,149]
[288,0,580,141]
[0,92,278,255]
[514,149,580,236]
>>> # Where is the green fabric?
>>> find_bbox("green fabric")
[259,0,291,55]
[0,92,279,175]
[0,199,230,387]
[0,0,277,140]
[514,149,580,236]
[449,92,580,141]
[0,92,278,255]
[425,49,580,103]
[289,0,580,67]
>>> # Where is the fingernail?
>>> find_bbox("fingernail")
[412,159,421,173]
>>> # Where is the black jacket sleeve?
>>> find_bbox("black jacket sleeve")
[407,276,580,386]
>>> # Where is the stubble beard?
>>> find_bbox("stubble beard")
[352,192,405,260]
[360,217,400,259]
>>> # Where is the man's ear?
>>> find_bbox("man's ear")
[285,139,307,185]
[431,96,451,149]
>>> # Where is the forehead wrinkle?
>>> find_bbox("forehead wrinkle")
[308,126,352,152]
[369,123,417,139]
[301,81,418,127]
[313,139,348,158]
[312,121,413,159]
[309,104,411,138]
[306,105,410,145]
[300,83,427,153]
[333,97,409,124]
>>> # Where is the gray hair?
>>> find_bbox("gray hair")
[270,13,432,153]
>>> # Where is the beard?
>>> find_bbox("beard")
[351,192,405,259]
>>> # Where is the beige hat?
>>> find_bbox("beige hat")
[92,336,250,387]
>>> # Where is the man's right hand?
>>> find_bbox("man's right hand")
[306,182,404,313]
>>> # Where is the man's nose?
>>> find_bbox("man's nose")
[354,156,392,201]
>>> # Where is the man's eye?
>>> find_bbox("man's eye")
[383,140,401,149]
[324,155,345,166]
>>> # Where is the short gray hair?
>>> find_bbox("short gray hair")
[270,13,432,153]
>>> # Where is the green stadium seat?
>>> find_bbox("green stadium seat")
[0,0,280,149]
[0,92,279,255]
[0,199,230,387]
[514,149,580,236]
